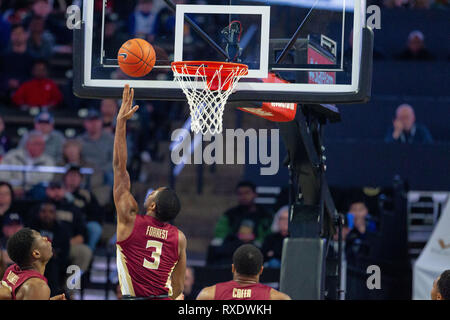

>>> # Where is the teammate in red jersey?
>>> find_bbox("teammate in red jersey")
[197,244,291,300]
[1,228,65,300]
[113,85,187,300]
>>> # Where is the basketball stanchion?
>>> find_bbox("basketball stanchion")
[172,61,248,135]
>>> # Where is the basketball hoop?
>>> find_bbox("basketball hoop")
[172,61,248,135]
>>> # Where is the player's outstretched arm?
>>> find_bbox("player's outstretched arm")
[270,288,291,300]
[196,285,216,300]
[113,85,140,239]
[170,230,187,299]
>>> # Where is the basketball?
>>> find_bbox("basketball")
[118,39,156,78]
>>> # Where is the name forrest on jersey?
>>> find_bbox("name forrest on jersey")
[146,226,168,240]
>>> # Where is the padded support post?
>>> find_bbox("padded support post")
[278,105,341,299]
[280,238,327,300]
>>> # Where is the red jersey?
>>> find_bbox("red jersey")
[214,280,272,300]
[116,214,180,298]
[1,264,48,300]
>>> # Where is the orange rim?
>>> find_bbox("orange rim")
[171,61,248,76]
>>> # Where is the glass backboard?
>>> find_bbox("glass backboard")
[73,0,373,103]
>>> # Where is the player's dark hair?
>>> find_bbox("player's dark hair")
[236,181,256,193]
[437,270,450,300]
[154,187,181,222]
[7,228,36,268]
[233,244,263,276]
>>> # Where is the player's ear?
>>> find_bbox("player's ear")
[231,264,235,273]
[259,266,264,276]
[31,249,41,260]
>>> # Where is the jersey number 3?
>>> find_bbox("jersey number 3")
[143,240,163,270]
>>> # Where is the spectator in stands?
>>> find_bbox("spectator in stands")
[396,30,435,61]
[128,0,158,42]
[213,181,273,246]
[26,0,70,47]
[0,116,11,161]
[179,267,199,300]
[0,211,24,267]
[12,59,63,109]
[0,132,55,195]
[0,24,34,101]
[58,139,110,209]
[27,15,54,59]
[345,200,377,264]
[27,201,70,294]
[261,205,289,268]
[347,201,376,231]
[431,270,450,300]
[31,0,51,19]
[78,109,114,186]
[0,182,24,239]
[44,181,92,273]
[385,104,433,144]
[58,139,103,189]
[100,99,118,134]
[18,111,65,162]
[63,164,104,251]
[209,219,259,266]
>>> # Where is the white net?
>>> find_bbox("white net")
[172,63,248,135]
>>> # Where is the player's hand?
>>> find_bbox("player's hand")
[118,84,139,121]
[50,293,66,300]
